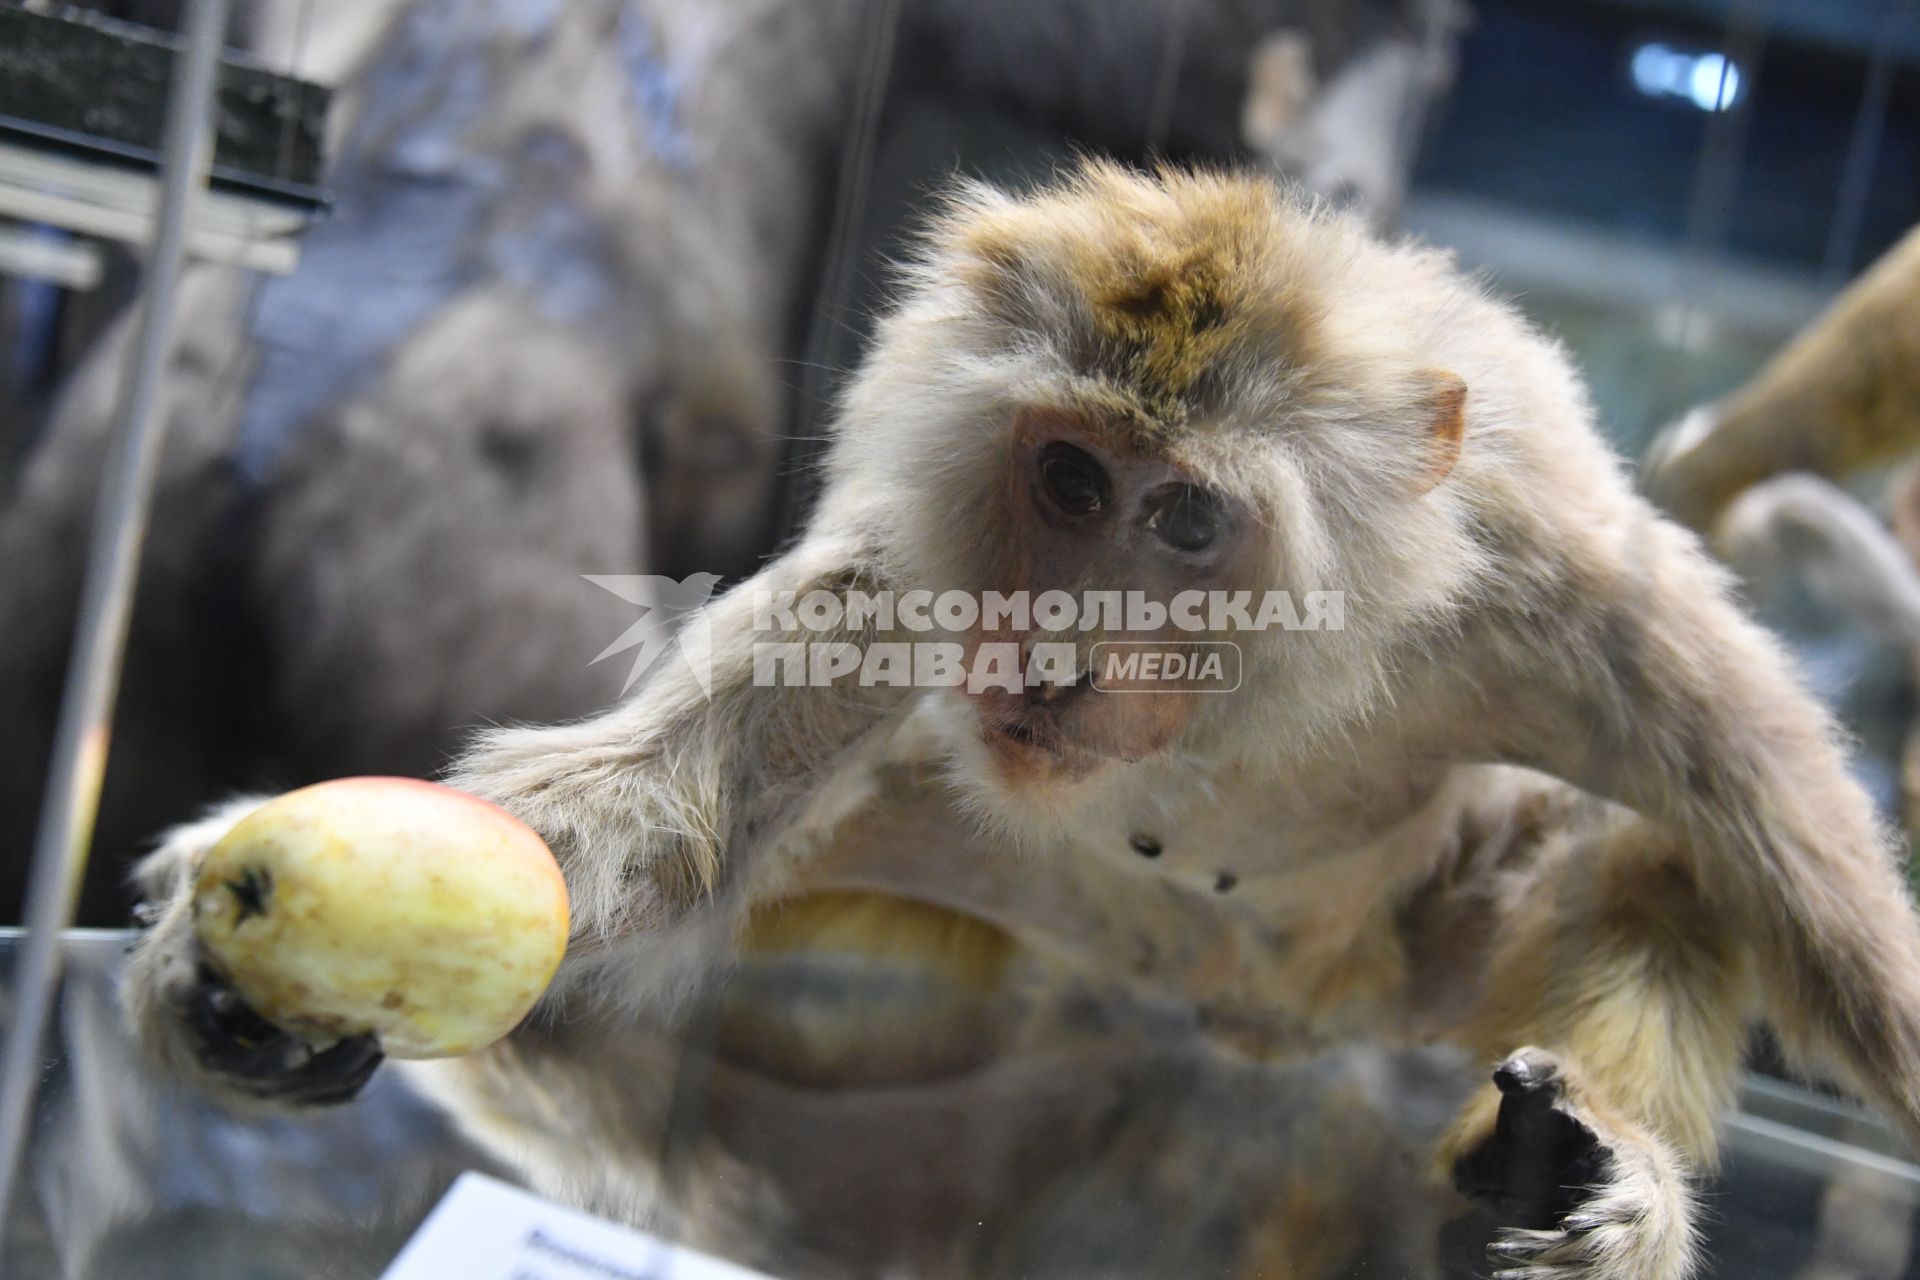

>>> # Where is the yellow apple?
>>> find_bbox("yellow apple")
[192,777,569,1058]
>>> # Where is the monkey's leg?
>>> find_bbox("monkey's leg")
[1433,820,1751,1280]
[122,533,912,1107]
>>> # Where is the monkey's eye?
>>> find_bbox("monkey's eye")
[1147,484,1222,554]
[1038,443,1111,517]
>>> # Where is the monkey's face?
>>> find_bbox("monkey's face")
[830,163,1480,810]
[963,409,1260,786]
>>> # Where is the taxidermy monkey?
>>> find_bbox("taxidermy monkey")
[123,163,1920,1280]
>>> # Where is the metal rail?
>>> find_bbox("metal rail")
[0,0,234,1236]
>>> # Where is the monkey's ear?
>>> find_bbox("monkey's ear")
[1413,369,1468,494]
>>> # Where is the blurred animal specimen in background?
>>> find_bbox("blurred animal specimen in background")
[1642,225,1920,534]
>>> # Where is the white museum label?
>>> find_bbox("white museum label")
[381,1171,777,1280]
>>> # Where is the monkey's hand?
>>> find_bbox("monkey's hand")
[1444,1049,1696,1280]
[121,798,385,1109]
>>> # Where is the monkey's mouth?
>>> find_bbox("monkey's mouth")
[979,712,1127,786]
[976,677,1101,772]
[964,639,1115,776]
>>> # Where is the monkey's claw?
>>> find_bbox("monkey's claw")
[179,962,383,1106]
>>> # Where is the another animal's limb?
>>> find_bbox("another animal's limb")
[1643,223,1920,530]
[1714,472,1920,650]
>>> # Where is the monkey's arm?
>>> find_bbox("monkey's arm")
[1397,496,1920,1278]
[1463,504,1920,1142]
[121,533,910,1105]
[443,534,912,1004]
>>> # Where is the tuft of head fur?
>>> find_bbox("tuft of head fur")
[935,160,1333,433]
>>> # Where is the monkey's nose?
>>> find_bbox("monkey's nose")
[1026,671,1087,708]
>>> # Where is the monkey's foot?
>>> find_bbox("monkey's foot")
[1451,1048,1697,1280]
